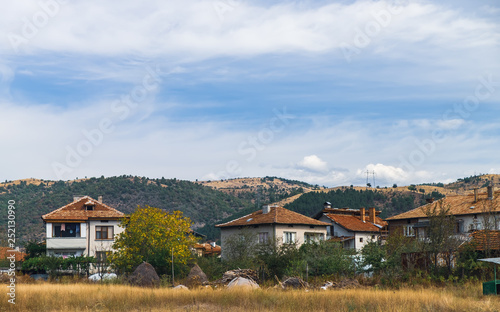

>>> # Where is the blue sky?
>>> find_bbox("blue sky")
[1,0,499,187]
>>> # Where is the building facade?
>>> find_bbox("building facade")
[216,205,329,259]
[42,196,125,260]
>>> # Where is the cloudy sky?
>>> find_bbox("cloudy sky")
[1,0,499,187]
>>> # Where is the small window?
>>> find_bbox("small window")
[85,205,94,211]
[371,235,375,240]
[360,237,363,243]
[259,232,269,244]
[101,220,109,223]
[284,232,296,244]
[96,226,114,240]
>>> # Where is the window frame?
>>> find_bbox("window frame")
[95,226,114,240]
[283,231,296,244]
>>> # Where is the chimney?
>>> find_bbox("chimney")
[262,205,270,214]
[98,195,103,203]
[474,188,478,202]
[487,185,493,200]
[210,242,216,248]
[360,207,365,222]
[324,202,332,209]
[369,207,376,224]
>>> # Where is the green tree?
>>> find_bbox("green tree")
[110,206,197,274]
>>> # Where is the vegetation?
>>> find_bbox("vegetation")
[110,206,197,275]
[1,283,498,312]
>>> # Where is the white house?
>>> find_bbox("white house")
[313,202,388,251]
[42,195,125,262]
[386,186,500,239]
[216,205,329,259]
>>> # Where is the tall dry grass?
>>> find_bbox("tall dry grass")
[1,282,499,312]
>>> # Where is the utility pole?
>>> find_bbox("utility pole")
[171,247,174,287]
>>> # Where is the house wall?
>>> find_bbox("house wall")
[353,232,378,251]
[219,224,327,259]
[46,220,123,257]
[88,220,124,257]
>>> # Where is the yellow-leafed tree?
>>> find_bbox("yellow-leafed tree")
[110,206,197,274]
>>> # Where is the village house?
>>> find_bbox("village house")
[216,205,329,258]
[386,186,500,239]
[42,195,125,262]
[313,202,388,251]
[193,242,221,257]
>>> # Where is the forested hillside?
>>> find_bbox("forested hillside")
[0,176,309,242]
[284,187,445,219]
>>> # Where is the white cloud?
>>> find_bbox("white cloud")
[297,155,328,173]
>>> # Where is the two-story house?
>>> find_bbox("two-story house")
[313,202,388,251]
[386,186,500,239]
[42,195,125,261]
[216,205,329,259]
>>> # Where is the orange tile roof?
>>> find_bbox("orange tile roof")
[216,206,330,228]
[467,230,500,251]
[193,243,222,255]
[0,247,26,261]
[386,190,500,221]
[325,214,382,232]
[42,196,125,221]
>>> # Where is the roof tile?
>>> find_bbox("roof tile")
[42,196,125,221]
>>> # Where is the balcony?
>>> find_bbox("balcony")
[47,237,87,250]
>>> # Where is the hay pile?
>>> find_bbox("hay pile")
[128,262,160,287]
[282,277,309,289]
[186,264,209,287]
[215,269,258,284]
[226,277,259,289]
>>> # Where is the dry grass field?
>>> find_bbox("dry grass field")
[2,282,499,312]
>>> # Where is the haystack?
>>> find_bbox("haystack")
[186,264,209,287]
[128,262,160,287]
[282,277,309,289]
[226,277,259,289]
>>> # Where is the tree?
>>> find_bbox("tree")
[424,201,462,274]
[110,206,198,274]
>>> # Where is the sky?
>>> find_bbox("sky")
[1,0,499,187]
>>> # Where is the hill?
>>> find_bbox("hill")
[1,173,498,244]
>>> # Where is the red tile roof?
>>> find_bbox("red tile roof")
[42,196,125,221]
[0,247,26,261]
[324,214,382,233]
[193,243,222,256]
[466,230,500,251]
[216,206,330,228]
[386,190,500,221]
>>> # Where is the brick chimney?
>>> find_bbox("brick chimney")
[98,195,103,203]
[487,185,493,200]
[369,207,376,224]
[360,207,365,222]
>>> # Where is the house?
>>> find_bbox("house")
[216,205,329,258]
[386,186,500,239]
[42,195,125,261]
[313,202,388,251]
[193,242,221,257]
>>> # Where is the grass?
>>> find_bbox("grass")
[1,282,499,312]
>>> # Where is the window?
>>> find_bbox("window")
[96,226,114,240]
[259,232,269,244]
[403,225,415,237]
[305,233,322,243]
[85,205,94,211]
[284,232,296,244]
[96,251,110,264]
[53,223,81,238]
[360,237,363,243]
